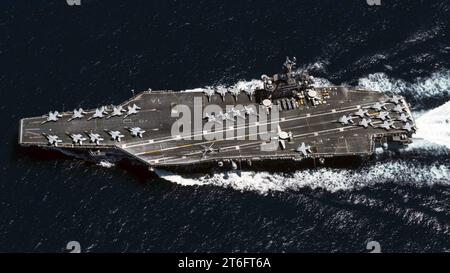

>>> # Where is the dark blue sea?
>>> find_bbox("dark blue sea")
[1,0,449,252]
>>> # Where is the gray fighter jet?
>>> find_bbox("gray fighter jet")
[377,111,391,121]
[88,106,108,120]
[124,104,141,118]
[296,142,311,156]
[41,111,62,124]
[43,133,62,146]
[402,122,415,132]
[392,104,404,113]
[201,143,220,158]
[243,87,255,100]
[69,133,87,145]
[229,88,241,101]
[389,95,403,104]
[371,102,386,111]
[397,113,411,122]
[216,87,227,101]
[68,108,86,122]
[128,127,145,138]
[106,130,125,142]
[217,111,233,121]
[107,106,125,119]
[243,105,257,116]
[203,88,215,102]
[204,113,221,124]
[354,108,369,118]
[86,132,104,145]
[338,115,354,125]
[229,107,245,119]
[358,118,373,128]
[378,120,397,130]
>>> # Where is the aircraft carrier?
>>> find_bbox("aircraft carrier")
[18,58,416,172]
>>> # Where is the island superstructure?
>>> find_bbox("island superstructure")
[19,58,416,172]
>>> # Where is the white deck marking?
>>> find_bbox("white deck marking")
[124,102,376,149]
[134,119,384,157]
[122,101,378,148]
[156,122,386,165]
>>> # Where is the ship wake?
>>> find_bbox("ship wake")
[412,100,450,150]
[155,160,450,194]
[357,70,450,101]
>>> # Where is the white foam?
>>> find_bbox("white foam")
[155,161,450,194]
[155,158,450,195]
[357,70,450,99]
[182,79,264,95]
[98,161,115,168]
[414,100,450,149]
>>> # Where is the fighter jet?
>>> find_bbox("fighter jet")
[127,127,145,138]
[201,142,220,158]
[377,111,391,121]
[243,105,258,116]
[354,108,369,118]
[271,125,293,150]
[217,111,233,121]
[228,108,245,119]
[229,88,241,101]
[389,95,403,104]
[338,115,354,125]
[397,113,411,122]
[107,106,125,119]
[371,102,386,111]
[88,106,108,120]
[243,88,255,100]
[204,113,221,124]
[203,88,215,102]
[106,130,125,142]
[358,118,373,128]
[216,87,227,101]
[402,122,415,132]
[392,104,404,113]
[68,133,87,145]
[124,104,141,118]
[86,132,104,145]
[43,133,62,146]
[41,111,62,124]
[68,108,86,122]
[296,142,311,156]
[378,120,397,130]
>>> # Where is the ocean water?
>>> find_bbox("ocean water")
[0,0,449,252]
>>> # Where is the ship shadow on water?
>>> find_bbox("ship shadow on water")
[15,145,171,186]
